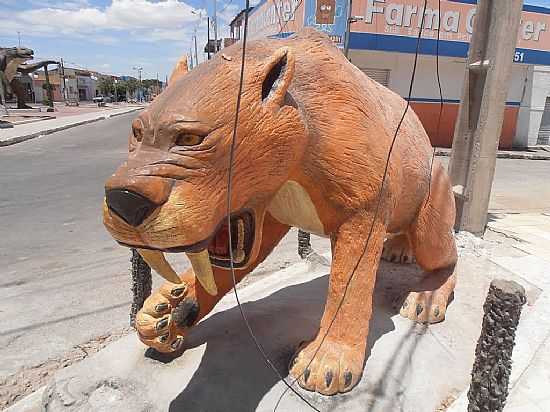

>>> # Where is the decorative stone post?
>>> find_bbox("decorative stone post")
[129,249,152,327]
[467,279,526,412]
[297,229,313,259]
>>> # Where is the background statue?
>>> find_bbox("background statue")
[102,28,458,396]
[0,47,58,127]
[0,47,33,128]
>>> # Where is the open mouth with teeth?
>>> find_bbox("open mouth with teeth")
[123,210,255,297]
[207,211,255,269]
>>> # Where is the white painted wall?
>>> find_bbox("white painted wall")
[515,65,550,147]
[348,49,526,103]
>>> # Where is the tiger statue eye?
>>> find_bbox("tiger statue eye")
[175,134,203,146]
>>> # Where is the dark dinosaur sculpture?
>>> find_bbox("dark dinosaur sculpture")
[1,47,34,128]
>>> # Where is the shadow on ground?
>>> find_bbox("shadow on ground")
[166,261,425,412]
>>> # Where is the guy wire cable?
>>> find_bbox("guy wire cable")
[225,0,431,410]
[273,0,431,409]
[224,1,321,410]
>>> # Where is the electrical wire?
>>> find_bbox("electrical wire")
[224,1,321,410]
[225,0,434,411]
[273,0,431,409]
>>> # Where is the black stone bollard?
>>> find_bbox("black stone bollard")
[129,249,152,327]
[297,229,313,259]
[467,279,526,412]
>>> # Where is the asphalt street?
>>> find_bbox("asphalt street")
[0,112,548,382]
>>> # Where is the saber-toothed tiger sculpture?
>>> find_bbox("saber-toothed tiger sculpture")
[103,29,457,395]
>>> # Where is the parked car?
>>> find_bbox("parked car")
[92,95,112,104]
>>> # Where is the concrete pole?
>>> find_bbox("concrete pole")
[43,66,54,111]
[60,59,67,103]
[343,0,353,59]
[448,0,523,235]
[213,0,218,53]
[207,16,211,60]
[194,31,199,67]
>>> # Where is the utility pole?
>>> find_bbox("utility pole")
[133,66,143,102]
[17,31,21,47]
[207,16,211,60]
[194,31,199,67]
[43,66,54,112]
[60,58,67,103]
[343,0,353,58]
[191,9,204,63]
[156,72,159,96]
[213,0,218,53]
[448,0,523,235]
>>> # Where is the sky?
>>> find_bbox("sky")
[1,0,550,80]
[0,0,250,80]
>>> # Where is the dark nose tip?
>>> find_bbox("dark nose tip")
[105,189,157,227]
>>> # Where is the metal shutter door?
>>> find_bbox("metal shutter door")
[361,68,390,87]
[537,97,550,145]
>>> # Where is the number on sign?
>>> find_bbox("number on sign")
[514,51,525,62]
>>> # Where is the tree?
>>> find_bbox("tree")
[125,78,138,95]
[97,76,114,96]
[114,78,139,101]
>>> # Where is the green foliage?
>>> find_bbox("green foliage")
[141,79,161,90]
[97,76,114,95]
[115,78,138,95]
[124,78,139,94]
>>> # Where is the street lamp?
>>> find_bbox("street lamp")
[132,66,143,102]
[191,9,208,64]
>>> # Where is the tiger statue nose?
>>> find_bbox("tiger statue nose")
[105,188,157,227]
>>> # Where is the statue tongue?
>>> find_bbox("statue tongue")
[211,222,230,256]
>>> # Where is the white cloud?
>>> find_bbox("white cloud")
[28,0,91,10]
[0,0,204,41]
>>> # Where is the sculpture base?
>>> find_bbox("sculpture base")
[8,245,533,412]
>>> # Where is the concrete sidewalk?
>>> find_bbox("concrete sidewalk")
[0,106,143,147]
[8,217,550,411]
[435,147,550,161]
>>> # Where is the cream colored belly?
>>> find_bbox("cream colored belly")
[267,180,326,237]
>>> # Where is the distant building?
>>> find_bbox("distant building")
[228,7,254,45]
[31,66,97,102]
[31,70,63,103]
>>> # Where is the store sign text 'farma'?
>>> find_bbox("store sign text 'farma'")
[365,0,547,41]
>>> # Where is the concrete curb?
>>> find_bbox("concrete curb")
[435,148,550,161]
[0,107,143,148]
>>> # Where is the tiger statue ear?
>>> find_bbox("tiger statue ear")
[258,47,295,110]
[169,55,189,84]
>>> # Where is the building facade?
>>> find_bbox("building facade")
[246,0,550,148]
[30,67,99,103]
